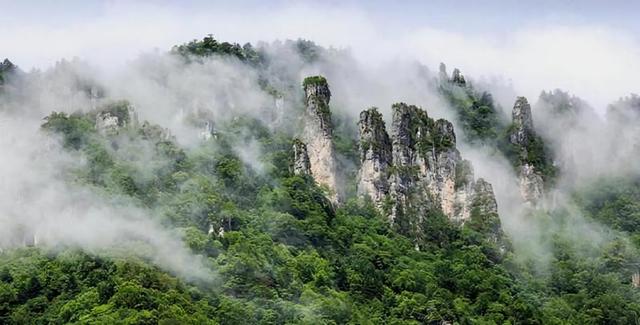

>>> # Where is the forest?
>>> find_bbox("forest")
[1,34,640,325]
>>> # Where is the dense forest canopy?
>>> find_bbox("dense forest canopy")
[1,34,640,325]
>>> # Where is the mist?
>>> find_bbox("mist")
[6,1,640,112]
[3,1,640,283]
[0,113,214,283]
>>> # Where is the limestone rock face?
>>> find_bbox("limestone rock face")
[292,139,311,176]
[303,76,332,137]
[95,113,120,135]
[356,103,499,233]
[472,178,498,216]
[510,97,534,150]
[519,163,544,204]
[508,97,546,205]
[387,103,428,224]
[95,101,138,136]
[356,108,392,207]
[420,119,462,220]
[302,76,340,203]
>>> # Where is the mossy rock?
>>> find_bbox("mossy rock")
[303,76,328,89]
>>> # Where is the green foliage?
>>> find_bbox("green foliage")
[302,75,328,89]
[29,106,556,324]
[42,112,95,149]
[96,100,133,126]
[0,249,216,324]
[439,71,557,183]
[496,125,557,183]
[9,55,639,324]
[439,82,503,144]
[524,134,557,182]
[575,176,640,235]
[294,39,323,63]
[172,34,262,66]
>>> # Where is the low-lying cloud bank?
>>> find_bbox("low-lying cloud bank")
[0,113,214,283]
[5,2,640,112]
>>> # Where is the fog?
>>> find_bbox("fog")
[6,2,640,111]
[3,1,640,279]
[0,114,214,283]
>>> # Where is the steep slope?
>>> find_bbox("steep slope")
[356,108,392,209]
[509,97,546,204]
[438,64,556,205]
[356,103,502,246]
[300,76,341,204]
[3,36,640,324]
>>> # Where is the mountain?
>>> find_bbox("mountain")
[1,36,640,324]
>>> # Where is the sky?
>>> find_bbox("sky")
[2,0,640,110]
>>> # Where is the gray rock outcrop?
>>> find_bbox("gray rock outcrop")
[518,164,544,204]
[95,101,138,136]
[301,76,341,204]
[508,97,545,204]
[356,103,500,232]
[509,97,535,152]
[356,108,393,208]
[292,139,312,176]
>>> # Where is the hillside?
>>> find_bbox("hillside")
[1,36,640,324]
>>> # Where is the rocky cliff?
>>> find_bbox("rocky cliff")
[95,101,139,136]
[508,97,545,205]
[356,103,500,234]
[509,97,535,151]
[356,108,393,208]
[438,63,466,86]
[301,76,341,204]
[292,138,311,176]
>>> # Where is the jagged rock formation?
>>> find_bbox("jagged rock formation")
[451,68,466,85]
[508,97,545,205]
[356,108,393,207]
[519,164,544,204]
[471,179,498,217]
[292,139,311,175]
[95,101,139,136]
[301,76,340,203]
[438,63,466,86]
[356,103,499,232]
[509,97,535,150]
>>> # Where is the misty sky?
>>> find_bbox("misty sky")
[3,0,640,111]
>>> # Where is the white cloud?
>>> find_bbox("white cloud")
[4,3,640,112]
